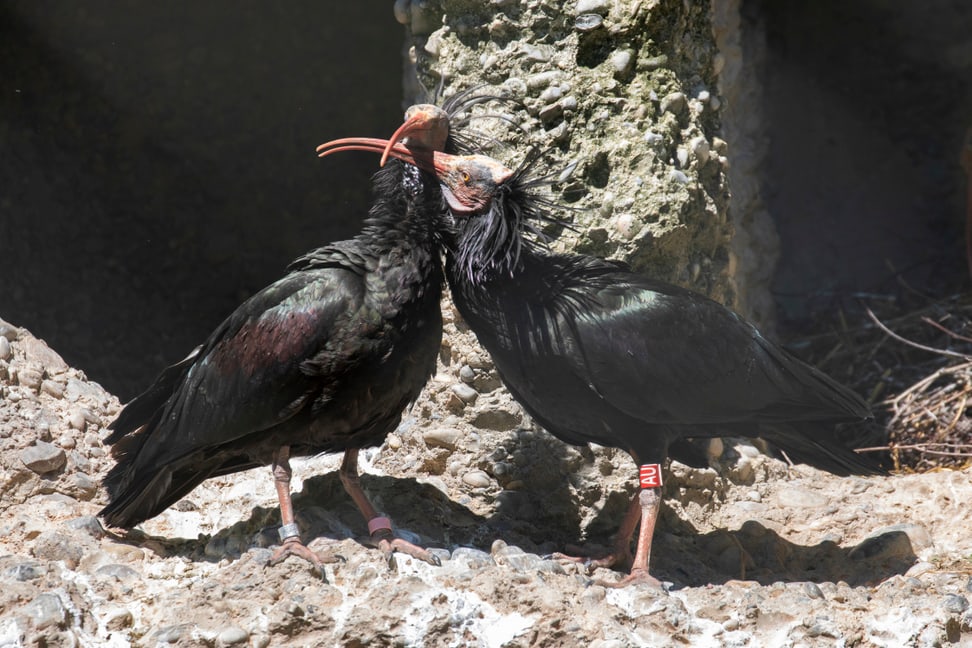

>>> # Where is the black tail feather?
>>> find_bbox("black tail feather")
[759,422,886,476]
[106,348,198,444]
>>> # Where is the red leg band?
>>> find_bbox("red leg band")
[367,516,392,535]
[639,463,663,488]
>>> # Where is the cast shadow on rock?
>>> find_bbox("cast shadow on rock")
[648,519,917,589]
[111,471,492,566]
[99,463,916,590]
[486,483,916,589]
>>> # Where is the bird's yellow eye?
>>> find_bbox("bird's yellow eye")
[461,172,471,183]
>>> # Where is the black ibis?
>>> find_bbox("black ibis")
[100,154,447,573]
[317,114,883,586]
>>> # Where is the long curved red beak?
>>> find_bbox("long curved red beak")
[316,137,442,175]
[380,104,450,167]
[316,136,516,216]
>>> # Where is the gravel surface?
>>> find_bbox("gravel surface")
[2,315,972,647]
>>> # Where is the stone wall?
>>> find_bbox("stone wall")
[398,0,752,310]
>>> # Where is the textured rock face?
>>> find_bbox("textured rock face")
[398,0,747,308]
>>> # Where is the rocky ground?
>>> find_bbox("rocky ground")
[2,312,972,648]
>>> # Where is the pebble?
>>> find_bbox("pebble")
[428,547,452,563]
[95,563,141,583]
[732,456,755,483]
[64,377,102,403]
[576,0,612,14]
[251,634,272,648]
[424,31,443,57]
[102,543,146,563]
[17,365,43,391]
[575,13,603,32]
[502,77,527,96]
[660,91,687,116]
[0,336,10,360]
[906,561,936,578]
[676,147,689,168]
[539,102,564,124]
[23,592,67,630]
[522,45,550,63]
[217,626,250,646]
[33,532,84,568]
[0,320,19,341]
[872,523,934,553]
[459,365,476,383]
[40,379,65,399]
[539,85,563,104]
[848,528,914,562]
[67,515,106,539]
[81,407,102,425]
[423,428,461,450]
[582,585,607,604]
[386,433,402,450]
[154,623,193,644]
[669,170,690,184]
[451,547,494,570]
[610,50,633,77]
[451,383,479,404]
[494,546,563,573]
[20,441,67,474]
[560,96,578,112]
[526,71,560,90]
[447,459,464,476]
[246,548,274,566]
[614,213,637,239]
[690,136,710,164]
[36,422,51,442]
[22,337,67,371]
[804,582,825,599]
[462,470,491,488]
[68,409,86,431]
[943,594,969,614]
[5,561,46,582]
[103,606,134,631]
[69,473,98,500]
[639,54,668,70]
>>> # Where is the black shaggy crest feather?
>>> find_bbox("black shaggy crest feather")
[452,147,571,285]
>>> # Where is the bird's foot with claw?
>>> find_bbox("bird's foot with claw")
[374,536,442,569]
[549,545,631,575]
[364,518,441,569]
[597,567,666,590]
[268,537,342,579]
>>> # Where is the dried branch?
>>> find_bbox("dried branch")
[921,316,972,345]
[856,443,972,458]
[866,308,971,360]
